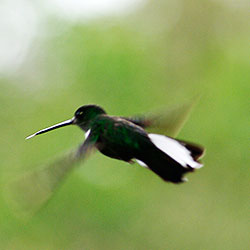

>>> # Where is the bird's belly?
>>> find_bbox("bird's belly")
[96,143,134,162]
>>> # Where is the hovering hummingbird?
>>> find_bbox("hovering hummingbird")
[26,104,204,183]
[6,102,204,216]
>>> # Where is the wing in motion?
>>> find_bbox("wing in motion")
[5,132,98,218]
[124,98,199,137]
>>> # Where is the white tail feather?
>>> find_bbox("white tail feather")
[148,134,203,169]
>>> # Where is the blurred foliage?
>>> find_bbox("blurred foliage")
[0,0,249,249]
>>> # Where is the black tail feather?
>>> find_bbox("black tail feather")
[138,149,193,183]
[176,139,205,161]
[137,141,204,183]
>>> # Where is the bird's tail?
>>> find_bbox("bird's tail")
[138,134,204,183]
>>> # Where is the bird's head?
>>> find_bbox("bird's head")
[26,104,106,139]
[74,105,106,130]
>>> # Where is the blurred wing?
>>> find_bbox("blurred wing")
[5,133,98,218]
[124,98,199,137]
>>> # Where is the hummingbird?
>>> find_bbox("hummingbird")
[6,102,204,216]
[26,104,204,183]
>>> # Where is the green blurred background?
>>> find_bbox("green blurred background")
[0,0,249,249]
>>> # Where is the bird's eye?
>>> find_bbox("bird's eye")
[77,111,83,116]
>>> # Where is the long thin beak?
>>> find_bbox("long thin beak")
[26,117,75,140]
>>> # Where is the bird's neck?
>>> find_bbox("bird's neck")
[77,115,102,132]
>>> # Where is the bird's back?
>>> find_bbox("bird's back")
[92,115,150,161]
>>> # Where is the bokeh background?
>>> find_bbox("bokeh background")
[0,0,249,249]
